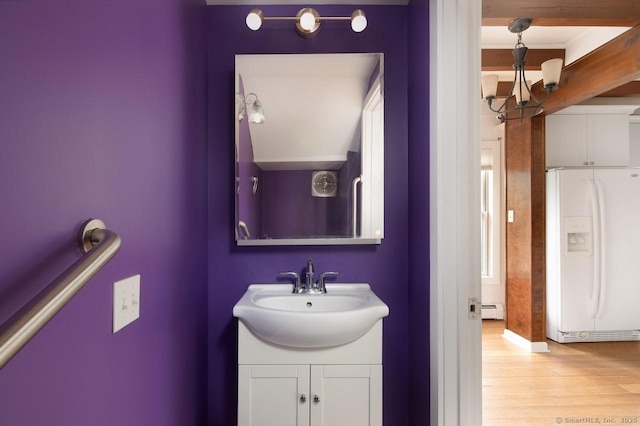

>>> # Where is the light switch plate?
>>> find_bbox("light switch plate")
[113,274,140,333]
[507,210,514,223]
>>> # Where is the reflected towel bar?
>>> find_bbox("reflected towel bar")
[0,219,121,369]
[352,176,362,238]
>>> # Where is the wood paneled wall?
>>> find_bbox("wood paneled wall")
[505,115,546,342]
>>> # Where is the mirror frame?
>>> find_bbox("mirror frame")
[234,53,384,246]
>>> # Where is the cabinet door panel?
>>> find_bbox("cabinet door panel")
[238,365,310,426]
[310,365,382,426]
[546,115,588,167]
[588,115,630,166]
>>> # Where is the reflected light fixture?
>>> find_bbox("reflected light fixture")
[481,18,564,122]
[245,8,367,38]
[237,93,265,124]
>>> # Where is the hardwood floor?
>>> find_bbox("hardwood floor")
[482,320,640,426]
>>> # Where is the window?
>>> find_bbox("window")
[480,141,501,284]
[480,168,493,277]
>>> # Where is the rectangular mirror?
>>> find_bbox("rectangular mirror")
[235,53,384,246]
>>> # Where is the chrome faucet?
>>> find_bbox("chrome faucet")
[316,271,339,293]
[305,257,315,290]
[279,258,339,294]
[280,271,304,293]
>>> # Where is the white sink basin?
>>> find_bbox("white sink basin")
[233,283,389,348]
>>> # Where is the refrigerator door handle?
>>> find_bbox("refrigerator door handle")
[595,179,607,319]
[588,178,601,319]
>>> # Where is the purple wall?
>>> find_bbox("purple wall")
[0,1,208,425]
[408,0,431,423]
[260,170,343,239]
[207,5,410,426]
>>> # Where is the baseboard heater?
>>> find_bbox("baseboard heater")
[481,304,504,320]
[554,329,640,343]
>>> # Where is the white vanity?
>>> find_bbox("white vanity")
[234,283,389,426]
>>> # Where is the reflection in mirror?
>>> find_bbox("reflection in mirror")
[235,53,384,246]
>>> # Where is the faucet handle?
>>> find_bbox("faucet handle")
[279,271,302,293]
[317,271,339,292]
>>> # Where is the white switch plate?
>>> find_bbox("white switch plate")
[507,210,514,223]
[113,274,140,333]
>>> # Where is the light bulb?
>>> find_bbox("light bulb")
[246,9,263,31]
[351,10,367,33]
[299,11,316,31]
[249,100,265,124]
[513,78,532,105]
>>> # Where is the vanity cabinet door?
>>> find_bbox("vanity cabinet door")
[309,365,382,426]
[238,365,310,426]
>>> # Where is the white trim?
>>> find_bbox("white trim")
[503,329,551,353]
[236,238,381,246]
[429,0,482,425]
[554,101,640,115]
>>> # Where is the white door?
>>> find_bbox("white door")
[430,0,482,424]
[309,365,382,426]
[359,76,384,240]
[238,365,310,426]
[593,169,640,331]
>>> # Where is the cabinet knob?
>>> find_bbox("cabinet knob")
[590,161,595,165]
[313,394,320,404]
[300,394,307,403]
[583,161,588,165]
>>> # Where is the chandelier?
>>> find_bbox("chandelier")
[481,18,564,122]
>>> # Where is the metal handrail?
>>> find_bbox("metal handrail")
[0,219,121,369]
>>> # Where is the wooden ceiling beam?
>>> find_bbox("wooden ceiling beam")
[525,24,640,116]
[483,0,640,27]
[495,82,515,98]
[482,49,565,71]
[483,17,640,27]
[598,81,640,97]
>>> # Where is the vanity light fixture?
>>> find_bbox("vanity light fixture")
[481,18,564,122]
[237,93,265,124]
[245,8,367,38]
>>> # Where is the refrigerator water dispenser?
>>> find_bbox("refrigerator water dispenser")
[563,217,592,254]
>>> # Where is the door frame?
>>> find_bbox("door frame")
[429,0,483,424]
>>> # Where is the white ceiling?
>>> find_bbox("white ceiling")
[481,26,630,82]
[238,54,380,170]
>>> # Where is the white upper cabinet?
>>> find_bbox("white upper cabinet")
[546,114,589,167]
[546,105,637,168]
[587,115,630,166]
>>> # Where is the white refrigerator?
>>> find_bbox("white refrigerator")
[546,168,640,343]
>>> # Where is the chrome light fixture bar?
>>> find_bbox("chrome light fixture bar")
[237,93,265,124]
[246,8,367,38]
[481,18,564,122]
